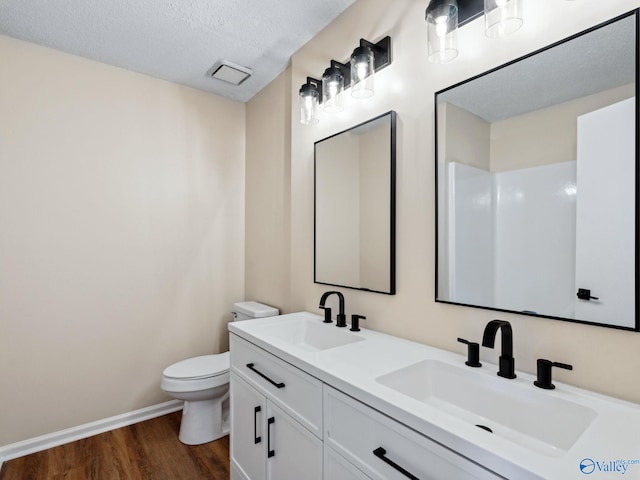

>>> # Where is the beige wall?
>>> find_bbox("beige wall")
[247,0,640,404]
[0,35,246,446]
[244,69,292,311]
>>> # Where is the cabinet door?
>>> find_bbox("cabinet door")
[266,401,322,480]
[231,373,266,480]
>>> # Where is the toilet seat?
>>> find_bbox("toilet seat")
[163,352,230,380]
[161,352,230,394]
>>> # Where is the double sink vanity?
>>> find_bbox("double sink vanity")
[229,311,640,480]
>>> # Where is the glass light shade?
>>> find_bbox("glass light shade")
[322,66,344,113]
[484,0,523,38]
[426,0,459,63]
[299,83,319,125]
[351,46,375,99]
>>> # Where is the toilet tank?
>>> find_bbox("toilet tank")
[232,301,279,321]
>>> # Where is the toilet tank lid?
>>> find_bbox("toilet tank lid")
[233,301,279,318]
[163,352,230,379]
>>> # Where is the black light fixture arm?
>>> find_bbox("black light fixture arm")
[303,76,322,103]
[305,76,321,89]
[330,59,352,89]
[427,0,484,26]
[359,36,392,71]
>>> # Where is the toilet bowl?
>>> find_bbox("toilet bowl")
[161,301,278,445]
[161,353,230,445]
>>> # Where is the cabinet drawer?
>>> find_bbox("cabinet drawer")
[325,445,373,480]
[230,334,323,438]
[324,386,503,480]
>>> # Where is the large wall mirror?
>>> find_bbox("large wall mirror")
[435,10,639,330]
[315,111,396,294]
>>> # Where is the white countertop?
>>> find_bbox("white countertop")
[229,312,640,480]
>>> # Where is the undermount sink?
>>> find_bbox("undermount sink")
[250,317,365,352]
[375,359,597,456]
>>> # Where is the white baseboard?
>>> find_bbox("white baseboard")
[0,400,183,470]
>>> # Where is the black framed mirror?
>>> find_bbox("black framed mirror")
[435,10,639,331]
[315,111,396,294]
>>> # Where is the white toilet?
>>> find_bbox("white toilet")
[161,301,279,445]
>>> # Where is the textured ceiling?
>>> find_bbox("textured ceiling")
[0,0,355,102]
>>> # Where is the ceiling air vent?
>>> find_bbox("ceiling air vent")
[208,60,252,86]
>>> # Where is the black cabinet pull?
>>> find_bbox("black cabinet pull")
[246,363,286,389]
[253,406,261,444]
[267,416,275,458]
[373,447,420,480]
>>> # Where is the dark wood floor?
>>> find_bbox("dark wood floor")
[0,412,230,480]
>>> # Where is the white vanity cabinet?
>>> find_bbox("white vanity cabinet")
[230,332,503,480]
[229,312,640,480]
[230,335,323,480]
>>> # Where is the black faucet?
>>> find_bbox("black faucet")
[318,303,333,323]
[482,320,516,379]
[350,314,365,332]
[319,291,346,327]
[534,359,573,390]
[457,338,482,367]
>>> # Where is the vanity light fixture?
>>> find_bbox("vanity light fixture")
[484,0,523,38]
[323,64,346,113]
[299,36,392,124]
[299,77,321,125]
[351,37,391,98]
[426,0,459,63]
[351,45,374,98]
[425,0,524,63]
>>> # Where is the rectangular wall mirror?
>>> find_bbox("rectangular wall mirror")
[315,111,396,294]
[435,10,639,330]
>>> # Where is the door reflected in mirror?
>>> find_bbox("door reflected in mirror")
[315,111,396,294]
[435,10,639,330]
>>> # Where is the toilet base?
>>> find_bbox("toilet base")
[178,395,230,445]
